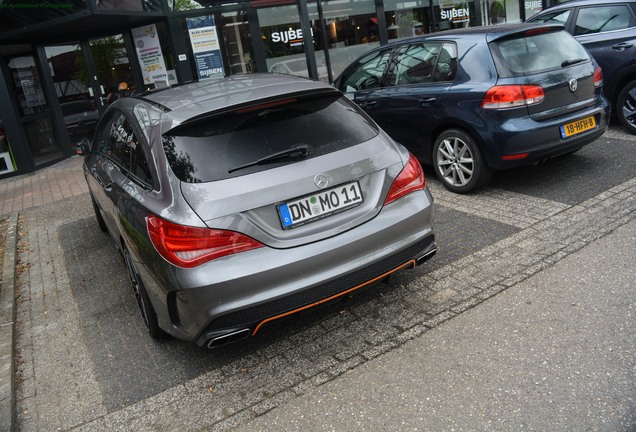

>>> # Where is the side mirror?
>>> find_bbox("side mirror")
[77,137,91,156]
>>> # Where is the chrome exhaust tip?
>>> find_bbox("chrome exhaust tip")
[206,328,251,349]
[416,248,437,265]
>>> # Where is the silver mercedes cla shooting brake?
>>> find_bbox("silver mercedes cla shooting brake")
[83,74,436,348]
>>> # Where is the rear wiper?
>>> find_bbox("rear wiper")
[561,58,587,67]
[228,145,308,173]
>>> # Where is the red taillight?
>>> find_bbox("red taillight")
[482,85,545,109]
[146,215,264,268]
[384,153,426,205]
[594,67,603,88]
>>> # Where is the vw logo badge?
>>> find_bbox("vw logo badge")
[569,78,578,93]
[314,174,328,189]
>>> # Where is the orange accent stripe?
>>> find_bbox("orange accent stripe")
[251,259,417,336]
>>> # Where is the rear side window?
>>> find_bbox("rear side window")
[492,30,590,76]
[390,43,442,85]
[530,9,571,25]
[338,48,393,91]
[163,93,379,183]
[387,42,457,85]
[103,112,154,187]
[574,5,633,35]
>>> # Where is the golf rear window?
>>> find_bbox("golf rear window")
[163,93,379,183]
[492,30,590,76]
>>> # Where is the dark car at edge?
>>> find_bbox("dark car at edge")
[527,0,636,134]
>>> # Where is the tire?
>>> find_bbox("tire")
[616,79,636,135]
[90,194,108,233]
[124,247,165,340]
[433,129,492,194]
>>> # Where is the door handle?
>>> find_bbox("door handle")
[420,97,436,106]
[359,100,378,108]
[95,174,112,192]
[611,42,633,51]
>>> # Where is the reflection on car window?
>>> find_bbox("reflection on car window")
[92,112,114,154]
[531,9,570,25]
[338,49,393,92]
[494,30,589,75]
[390,42,442,85]
[107,112,153,186]
[574,5,632,35]
[435,43,457,82]
[163,93,378,183]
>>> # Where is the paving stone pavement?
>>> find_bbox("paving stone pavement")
[3,126,636,431]
[0,157,87,217]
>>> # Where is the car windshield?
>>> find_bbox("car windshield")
[163,93,379,183]
[492,29,590,76]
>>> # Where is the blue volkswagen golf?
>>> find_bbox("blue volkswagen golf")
[335,23,610,193]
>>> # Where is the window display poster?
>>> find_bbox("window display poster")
[132,24,169,86]
[187,16,225,80]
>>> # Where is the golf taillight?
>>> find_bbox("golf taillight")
[384,153,426,205]
[594,67,603,88]
[482,85,545,109]
[146,215,264,268]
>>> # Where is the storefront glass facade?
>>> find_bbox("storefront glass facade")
[0,0,553,178]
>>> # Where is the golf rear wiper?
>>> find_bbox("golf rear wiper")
[561,58,587,67]
[228,145,309,173]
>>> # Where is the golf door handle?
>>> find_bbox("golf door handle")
[95,175,112,191]
[612,42,633,51]
[420,97,436,106]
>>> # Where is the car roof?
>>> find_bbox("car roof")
[544,0,635,6]
[381,23,566,46]
[532,0,636,12]
[128,74,337,124]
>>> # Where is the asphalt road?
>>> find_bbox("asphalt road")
[11,125,636,431]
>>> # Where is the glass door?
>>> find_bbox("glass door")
[7,53,65,166]
[44,43,98,151]
[258,4,315,79]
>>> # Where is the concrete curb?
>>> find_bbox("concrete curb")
[0,212,18,432]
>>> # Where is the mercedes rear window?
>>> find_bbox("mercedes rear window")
[491,29,590,76]
[162,93,379,183]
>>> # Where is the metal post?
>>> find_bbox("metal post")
[297,0,318,80]
[166,17,195,83]
[316,0,333,83]
[123,31,145,92]
[247,7,268,73]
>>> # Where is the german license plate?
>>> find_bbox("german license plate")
[278,181,363,229]
[560,116,596,138]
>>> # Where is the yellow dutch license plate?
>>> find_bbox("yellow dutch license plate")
[560,116,596,138]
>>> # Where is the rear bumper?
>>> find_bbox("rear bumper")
[201,234,436,348]
[138,188,435,347]
[482,101,610,170]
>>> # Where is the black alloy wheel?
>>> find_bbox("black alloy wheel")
[617,79,636,135]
